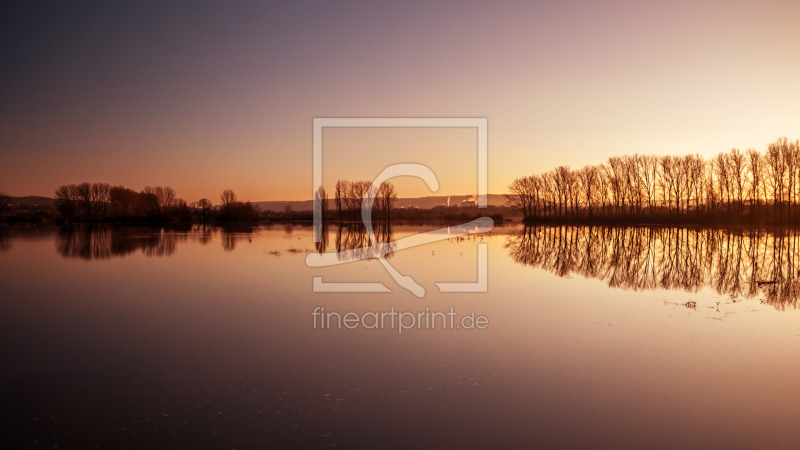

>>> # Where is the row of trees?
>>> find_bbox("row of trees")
[54,183,192,222]
[333,180,397,222]
[53,184,255,223]
[506,137,800,223]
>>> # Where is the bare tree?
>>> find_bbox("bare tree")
[505,176,537,218]
[377,182,397,221]
[553,166,572,216]
[577,166,599,218]
[638,155,659,215]
[92,183,111,220]
[729,149,746,219]
[765,138,788,220]
[786,139,800,220]
[75,182,110,221]
[746,148,764,218]
[659,156,677,217]
[221,189,238,207]
[194,198,213,223]
[139,187,160,216]
[55,185,80,222]
[352,181,371,220]
[686,154,705,216]
[157,186,177,211]
[314,186,328,222]
[0,191,10,212]
[334,181,344,220]
[606,158,626,215]
[109,186,139,217]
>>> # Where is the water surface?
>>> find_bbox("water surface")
[1,223,799,449]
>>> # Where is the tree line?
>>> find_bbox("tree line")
[330,180,397,222]
[506,137,800,223]
[52,183,258,223]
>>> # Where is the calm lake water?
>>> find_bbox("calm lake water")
[1,223,800,449]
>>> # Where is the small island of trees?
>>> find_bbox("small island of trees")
[45,184,261,224]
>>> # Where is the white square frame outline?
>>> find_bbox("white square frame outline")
[311,117,489,294]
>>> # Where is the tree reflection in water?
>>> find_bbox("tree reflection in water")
[331,222,396,261]
[219,224,260,252]
[506,226,800,310]
[0,227,10,253]
[56,224,229,260]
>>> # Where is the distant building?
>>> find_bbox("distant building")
[461,199,476,207]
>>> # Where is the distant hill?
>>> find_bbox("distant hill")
[254,194,506,212]
[9,196,55,206]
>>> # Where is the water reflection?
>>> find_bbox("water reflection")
[333,222,396,261]
[310,221,396,260]
[218,224,260,252]
[0,227,10,253]
[56,225,190,259]
[506,226,800,310]
[313,221,328,254]
[284,222,295,237]
[54,224,268,259]
[53,224,254,259]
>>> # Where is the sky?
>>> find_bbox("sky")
[1,0,799,202]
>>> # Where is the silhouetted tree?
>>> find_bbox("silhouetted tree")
[333,180,377,221]
[0,192,9,212]
[192,198,213,223]
[746,148,764,219]
[221,189,238,207]
[141,186,177,216]
[505,176,536,217]
[157,186,177,211]
[109,186,140,217]
[75,182,111,221]
[314,186,328,222]
[140,186,162,216]
[334,181,344,219]
[54,185,80,222]
[170,198,192,221]
[217,189,259,221]
[376,182,397,221]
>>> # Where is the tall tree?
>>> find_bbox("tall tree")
[0,192,10,212]
[55,185,80,222]
[505,176,537,218]
[194,198,213,223]
[75,183,110,221]
[221,189,238,207]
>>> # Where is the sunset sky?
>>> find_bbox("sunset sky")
[2,0,799,202]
